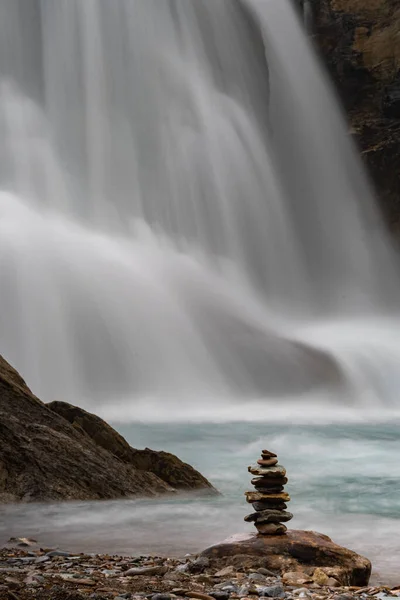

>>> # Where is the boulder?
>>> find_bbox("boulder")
[313,0,400,230]
[48,400,217,493]
[0,355,216,502]
[200,530,371,586]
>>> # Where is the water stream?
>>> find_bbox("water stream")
[1,0,399,408]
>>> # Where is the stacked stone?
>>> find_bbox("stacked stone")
[244,449,292,536]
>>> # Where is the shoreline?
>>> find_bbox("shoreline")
[1,545,398,600]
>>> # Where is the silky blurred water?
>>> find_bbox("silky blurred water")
[1,0,400,585]
[1,420,400,585]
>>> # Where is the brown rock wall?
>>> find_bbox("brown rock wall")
[314,0,400,229]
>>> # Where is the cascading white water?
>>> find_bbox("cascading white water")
[1,0,400,416]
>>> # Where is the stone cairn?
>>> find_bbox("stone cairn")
[244,449,292,535]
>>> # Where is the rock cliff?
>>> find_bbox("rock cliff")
[0,355,217,503]
[313,0,400,229]
[47,400,217,493]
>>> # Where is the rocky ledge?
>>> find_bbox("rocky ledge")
[0,544,394,600]
[0,355,217,503]
[200,531,371,587]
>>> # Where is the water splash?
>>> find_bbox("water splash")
[0,0,399,415]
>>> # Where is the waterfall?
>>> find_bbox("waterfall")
[0,0,399,418]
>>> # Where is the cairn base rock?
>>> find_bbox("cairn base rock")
[200,530,371,587]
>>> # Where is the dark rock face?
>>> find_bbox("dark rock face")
[313,0,400,230]
[201,530,371,586]
[48,400,217,494]
[0,355,216,503]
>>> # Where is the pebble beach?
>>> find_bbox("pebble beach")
[1,544,399,600]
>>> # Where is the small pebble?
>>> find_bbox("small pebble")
[257,568,279,577]
[259,585,286,598]
[215,566,236,578]
[35,555,50,564]
[248,573,266,582]
[210,592,231,600]
[125,565,168,576]
[188,557,210,574]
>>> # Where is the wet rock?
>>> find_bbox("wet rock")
[257,459,279,467]
[252,488,284,496]
[291,588,312,596]
[125,565,168,576]
[259,585,285,598]
[312,569,329,586]
[5,577,20,589]
[238,584,253,597]
[47,550,71,558]
[248,573,266,582]
[49,401,218,495]
[210,592,230,600]
[69,578,96,585]
[8,537,37,547]
[188,557,210,573]
[261,450,277,458]
[251,478,288,487]
[282,572,313,586]
[245,492,290,504]
[175,563,190,573]
[253,502,287,511]
[151,595,172,600]
[0,355,217,504]
[248,466,286,478]
[257,568,278,577]
[214,583,238,593]
[244,510,293,524]
[215,566,236,578]
[255,523,288,536]
[35,555,50,563]
[200,530,371,586]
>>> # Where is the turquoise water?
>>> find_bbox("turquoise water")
[118,421,400,521]
[1,421,400,584]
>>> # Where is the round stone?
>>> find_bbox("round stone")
[255,522,287,535]
[261,449,277,458]
[257,458,278,467]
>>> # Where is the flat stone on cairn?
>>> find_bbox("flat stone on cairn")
[245,449,292,535]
